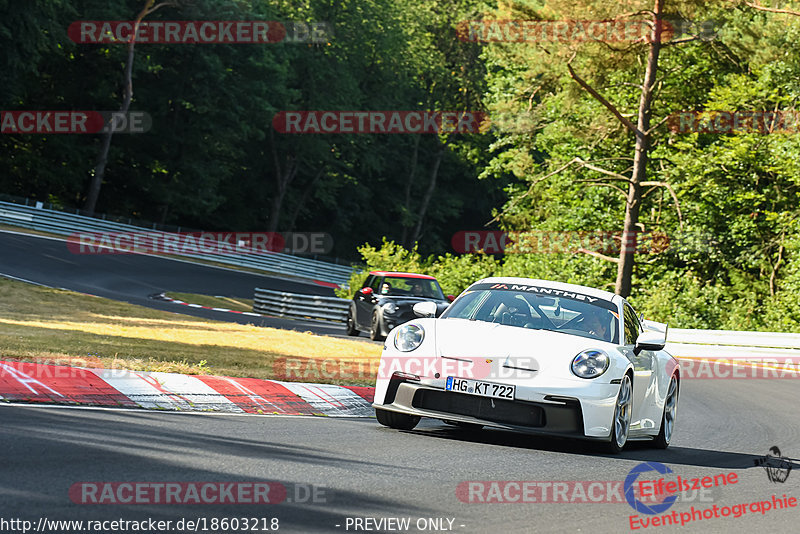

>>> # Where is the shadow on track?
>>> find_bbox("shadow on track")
[392,424,789,470]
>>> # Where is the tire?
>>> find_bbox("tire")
[375,408,420,430]
[370,309,385,341]
[345,310,359,336]
[604,373,633,454]
[443,420,484,430]
[652,375,678,449]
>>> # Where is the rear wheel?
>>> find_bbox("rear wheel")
[604,374,632,454]
[652,375,678,449]
[375,408,420,430]
[345,310,359,336]
[370,310,385,341]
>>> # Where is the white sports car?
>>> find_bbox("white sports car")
[373,277,680,452]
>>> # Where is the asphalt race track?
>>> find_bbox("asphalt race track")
[0,229,356,338]
[2,376,799,534]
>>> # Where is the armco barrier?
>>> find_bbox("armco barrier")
[666,329,800,362]
[250,289,800,360]
[254,288,349,322]
[0,200,355,285]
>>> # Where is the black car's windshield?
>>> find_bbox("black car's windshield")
[441,283,619,344]
[379,276,444,299]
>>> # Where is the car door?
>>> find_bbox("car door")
[356,275,380,327]
[622,302,658,432]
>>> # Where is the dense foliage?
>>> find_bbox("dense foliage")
[3,0,800,330]
[1,0,499,256]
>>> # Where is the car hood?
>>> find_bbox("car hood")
[431,318,616,376]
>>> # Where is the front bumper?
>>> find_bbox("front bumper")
[382,311,415,335]
[374,376,620,440]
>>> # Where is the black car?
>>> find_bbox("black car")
[345,271,454,340]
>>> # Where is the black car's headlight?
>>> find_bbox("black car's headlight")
[383,302,397,314]
[571,349,609,379]
[394,324,424,352]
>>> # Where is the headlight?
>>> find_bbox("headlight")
[571,349,609,379]
[383,302,397,314]
[394,324,424,352]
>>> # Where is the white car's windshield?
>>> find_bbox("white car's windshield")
[441,282,619,344]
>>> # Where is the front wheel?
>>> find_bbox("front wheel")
[375,408,420,430]
[652,375,678,449]
[604,374,633,454]
[345,310,359,336]
[370,310,385,341]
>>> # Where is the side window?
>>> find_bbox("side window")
[623,304,641,345]
[362,275,374,289]
[370,276,382,291]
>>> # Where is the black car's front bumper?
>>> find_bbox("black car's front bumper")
[381,310,416,334]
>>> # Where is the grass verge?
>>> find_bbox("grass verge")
[0,277,381,385]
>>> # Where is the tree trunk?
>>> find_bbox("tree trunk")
[268,192,285,233]
[268,129,298,233]
[411,137,448,244]
[400,135,420,247]
[84,0,161,215]
[285,168,323,231]
[614,0,664,298]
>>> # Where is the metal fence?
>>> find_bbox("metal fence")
[0,200,355,286]
[254,288,350,322]
[666,329,800,361]
[251,288,800,357]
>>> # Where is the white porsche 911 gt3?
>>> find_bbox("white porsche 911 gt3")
[373,277,680,453]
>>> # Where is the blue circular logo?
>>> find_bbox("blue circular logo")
[624,462,677,515]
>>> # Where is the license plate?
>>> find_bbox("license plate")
[445,377,515,400]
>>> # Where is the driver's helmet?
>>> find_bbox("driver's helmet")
[497,294,531,325]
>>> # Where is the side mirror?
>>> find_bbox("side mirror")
[446,295,456,303]
[634,331,666,355]
[642,319,668,334]
[360,287,373,296]
[413,301,438,318]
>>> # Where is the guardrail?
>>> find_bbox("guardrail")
[665,329,800,361]
[254,289,800,348]
[254,288,349,322]
[250,289,800,361]
[0,200,355,285]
